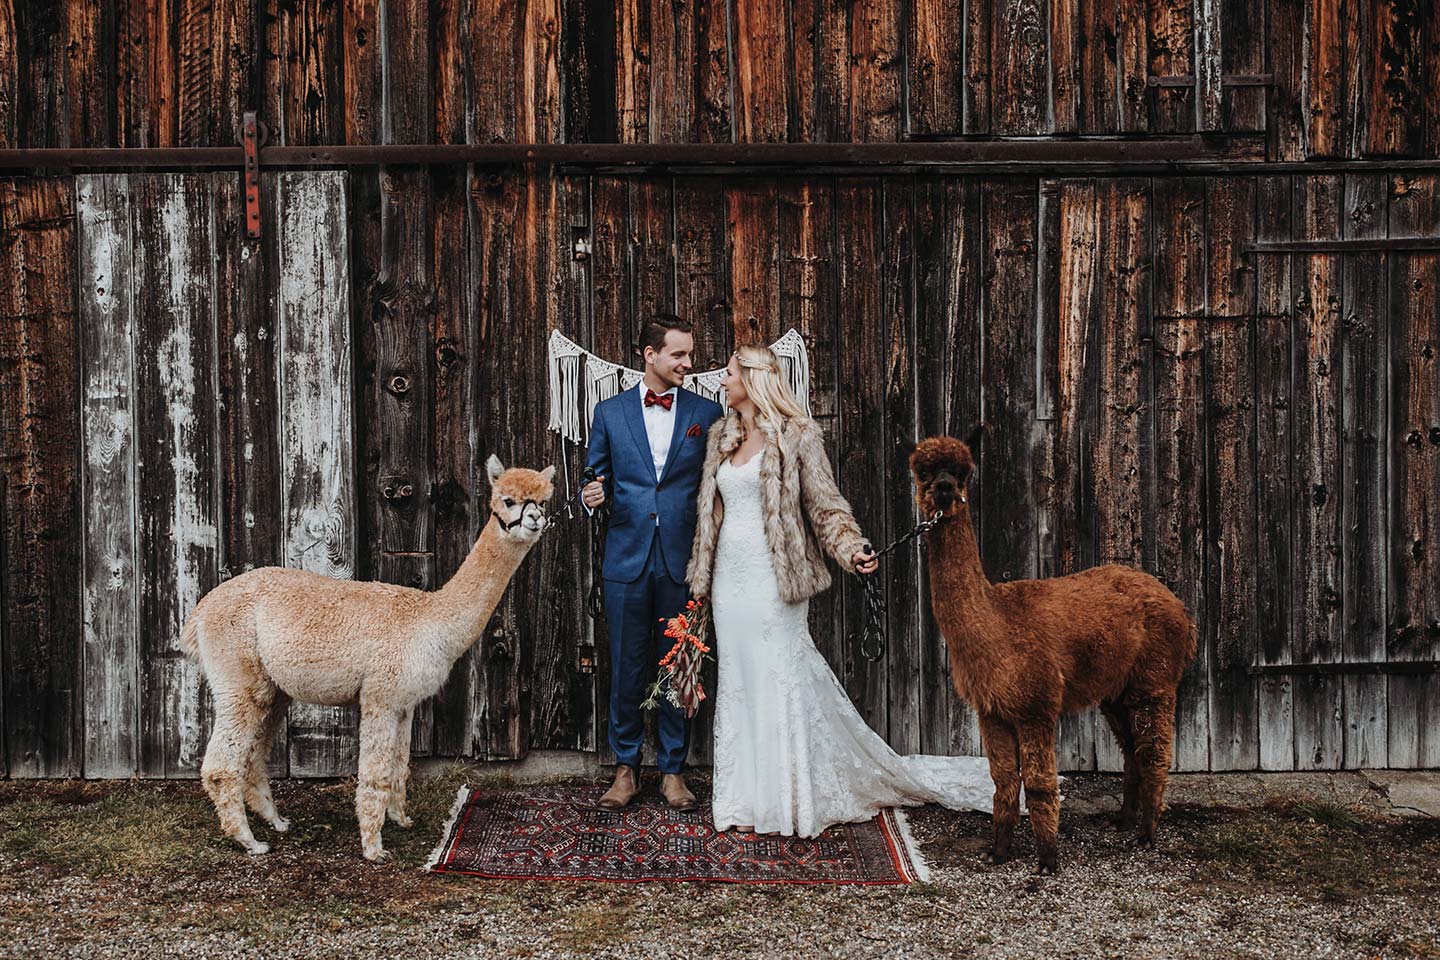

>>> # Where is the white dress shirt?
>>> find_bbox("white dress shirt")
[640,382,678,480]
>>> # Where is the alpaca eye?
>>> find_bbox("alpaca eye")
[503,497,515,507]
[918,471,931,482]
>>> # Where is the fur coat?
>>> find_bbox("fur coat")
[686,412,871,604]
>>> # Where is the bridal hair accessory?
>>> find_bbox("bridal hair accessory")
[546,328,811,444]
[641,598,713,719]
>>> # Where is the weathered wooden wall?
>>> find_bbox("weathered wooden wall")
[1,2,1437,777]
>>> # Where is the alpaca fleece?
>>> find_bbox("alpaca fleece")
[180,457,553,862]
[910,435,1196,875]
[686,412,870,603]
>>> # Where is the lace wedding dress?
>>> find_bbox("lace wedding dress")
[709,452,996,838]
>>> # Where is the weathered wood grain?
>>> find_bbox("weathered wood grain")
[271,172,360,777]
[727,180,780,346]
[0,178,82,777]
[1146,0,1195,133]
[1386,173,1440,767]
[732,0,788,142]
[1204,178,1260,773]
[1291,175,1344,770]
[75,176,140,779]
[131,175,219,779]
[915,177,982,757]
[116,0,177,147]
[990,0,1047,135]
[962,0,992,133]
[178,0,257,146]
[849,0,902,141]
[908,0,963,136]
[1363,0,1425,158]
[1151,177,1209,772]
[1255,174,1295,769]
[1220,0,1264,131]
[1339,173,1388,768]
[263,0,344,146]
[835,178,889,733]
[882,178,919,755]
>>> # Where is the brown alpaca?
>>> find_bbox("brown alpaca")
[910,431,1196,875]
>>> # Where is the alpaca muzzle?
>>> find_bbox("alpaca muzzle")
[932,471,965,507]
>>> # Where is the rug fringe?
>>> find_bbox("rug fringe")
[891,808,931,883]
[424,784,471,872]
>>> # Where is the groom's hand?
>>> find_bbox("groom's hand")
[582,476,606,509]
[853,545,878,575]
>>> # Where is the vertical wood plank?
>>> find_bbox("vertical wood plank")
[849,0,902,141]
[1151,177,1209,772]
[1046,179,1100,772]
[1079,0,1119,133]
[0,177,82,777]
[1145,0,1195,133]
[1386,173,1440,768]
[1093,179,1153,772]
[76,175,140,778]
[908,0,963,136]
[1220,0,1265,131]
[1255,174,1296,768]
[7,1,107,148]
[272,172,359,777]
[1300,0,1349,159]
[615,0,652,143]
[990,0,1047,135]
[1115,0,1149,131]
[115,0,177,147]
[1363,0,1425,157]
[132,175,220,779]
[177,0,258,146]
[778,178,844,719]
[727,181,780,346]
[1291,175,1345,770]
[835,178,888,734]
[1205,178,1261,772]
[214,175,287,775]
[1339,173,1389,768]
[962,0,991,134]
[916,177,982,757]
[882,178,918,755]
[1048,0,1080,133]
[263,0,344,146]
[1267,0,1306,161]
[732,0,789,142]
[1195,0,1223,130]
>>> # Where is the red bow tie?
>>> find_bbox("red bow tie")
[644,389,674,411]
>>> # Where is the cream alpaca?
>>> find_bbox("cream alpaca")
[181,456,554,861]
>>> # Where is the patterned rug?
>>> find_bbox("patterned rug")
[425,783,930,885]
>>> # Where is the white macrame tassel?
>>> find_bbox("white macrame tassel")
[771,328,812,417]
[547,330,585,443]
[584,356,624,443]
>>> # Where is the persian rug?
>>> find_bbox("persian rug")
[425,783,930,885]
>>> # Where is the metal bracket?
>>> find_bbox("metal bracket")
[242,111,263,239]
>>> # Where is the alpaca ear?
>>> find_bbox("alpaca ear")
[540,464,556,482]
[964,423,985,450]
[485,454,505,486]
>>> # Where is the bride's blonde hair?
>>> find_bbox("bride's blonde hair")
[734,343,806,427]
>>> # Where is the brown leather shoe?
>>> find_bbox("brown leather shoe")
[660,773,698,812]
[597,764,638,810]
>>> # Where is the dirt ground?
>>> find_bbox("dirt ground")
[0,768,1437,959]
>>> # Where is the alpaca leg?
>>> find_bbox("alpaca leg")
[355,705,401,862]
[1099,699,1139,829]
[1129,692,1178,847]
[977,714,1022,865]
[386,706,415,828]
[1017,722,1062,875]
[242,689,291,833]
[201,693,270,856]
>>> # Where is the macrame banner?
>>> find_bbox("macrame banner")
[546,328,812,444]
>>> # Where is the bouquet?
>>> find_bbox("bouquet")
[640,598,713,719]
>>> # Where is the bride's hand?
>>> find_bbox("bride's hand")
[853,546,878,575]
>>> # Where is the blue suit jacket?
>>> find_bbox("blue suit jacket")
[585,386,725,584]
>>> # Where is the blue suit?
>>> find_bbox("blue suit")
[585,386,725,773]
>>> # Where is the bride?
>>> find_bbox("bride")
[686,344,997,837]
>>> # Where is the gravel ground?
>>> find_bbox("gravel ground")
[1,770,1436,959]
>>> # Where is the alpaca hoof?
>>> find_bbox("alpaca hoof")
[388,812,413,829]
[1034,850,1058,875]
[1133,831,1156,849]
[244,841,271,857]
[363,846,393,863]
[269,816,291,834]
[983,849,1012,866]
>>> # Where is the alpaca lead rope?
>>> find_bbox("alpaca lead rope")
[851,510,947,662]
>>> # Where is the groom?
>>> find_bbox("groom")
[581,314,725,811]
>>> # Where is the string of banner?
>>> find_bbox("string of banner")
[541,328,942,661]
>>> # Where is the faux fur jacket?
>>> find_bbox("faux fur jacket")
[686,412,871,604]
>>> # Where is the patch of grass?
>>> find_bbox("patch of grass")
[1176,796,1440,901]
[0,781,234,877]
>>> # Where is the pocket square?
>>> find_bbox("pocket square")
[686,423,703,438]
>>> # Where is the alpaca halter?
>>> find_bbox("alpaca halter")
[492,500,546,532]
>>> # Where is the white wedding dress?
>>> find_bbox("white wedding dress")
[709,452,996,837]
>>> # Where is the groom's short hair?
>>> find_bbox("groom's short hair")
[639,313,693,357]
